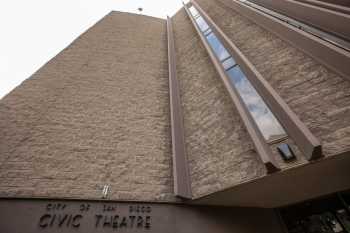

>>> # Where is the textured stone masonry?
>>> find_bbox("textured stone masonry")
[0,12,175,202]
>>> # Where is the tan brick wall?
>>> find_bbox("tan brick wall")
[196,0,350,157]
[172,9,267,199]
[0,12,176,202]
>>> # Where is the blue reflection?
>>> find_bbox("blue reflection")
[195,16,210,32]
[206,33,230,61]
[226,67,286,141]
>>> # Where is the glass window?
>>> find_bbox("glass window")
[226,66,286,141]
[203,28,212,36]
[189,5,286,143]
[222,57,236,70]
[195,16,210,32]
[206,33,230,61]
[189,6,199,17]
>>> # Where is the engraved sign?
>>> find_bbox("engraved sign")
[0,200,167,233]
[0,199,283,233]
[37,202,153,231]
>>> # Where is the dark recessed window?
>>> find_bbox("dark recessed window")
[206,33,230,61]
[277,143,296,161]
[226,66,286,141]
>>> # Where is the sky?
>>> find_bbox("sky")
[0,0,186,99]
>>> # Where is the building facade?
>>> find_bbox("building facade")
[1,0,350,232]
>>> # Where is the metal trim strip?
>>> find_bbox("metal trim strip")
[294,0,350,15]
[314,0,350,7]
[247,0,350,41]
[218,0,350,81]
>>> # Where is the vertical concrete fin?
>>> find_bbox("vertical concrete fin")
[166,16,192,199]
[191,0,323,160]
[183,3,280,173]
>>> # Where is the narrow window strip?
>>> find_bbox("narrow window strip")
[206,33,231,61]
[226,66,286,141]
[222,57,237,71]
[195,16,210,32]
[190,0,322,160]
[203,27,212,36]
[191,3,287,143]
[188,5,199,17]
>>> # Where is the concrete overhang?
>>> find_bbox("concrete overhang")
[191,151,350,208]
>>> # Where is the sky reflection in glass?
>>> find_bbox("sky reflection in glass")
[222,57,236,70]
[188,4,286,142]
[189,6,199,17]
[206,33,230,61]
[195,16,210,32]
[226,66,286,141]
[203,28,212,36]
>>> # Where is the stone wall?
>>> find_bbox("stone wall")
[0,12,175,202]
